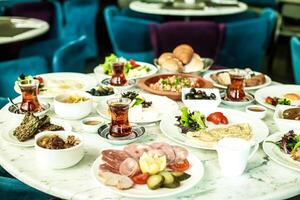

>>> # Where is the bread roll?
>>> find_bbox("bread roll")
[184,53,204,72]
[160,57,184,72]
[157,52,173,66]
[173,44,194,64]
[283,93,300,101]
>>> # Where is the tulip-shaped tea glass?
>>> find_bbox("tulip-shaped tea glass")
[107,97,132,137]
[110,62,127,86]
[18,79,41,112]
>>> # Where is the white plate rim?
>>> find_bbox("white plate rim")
[96,93,179,124]
[14,72,97,98]
[94,61,158,80]
[263,132,300,172]
[91,146,204,198]
[254,84,300,110]
[1,119,72,147]
[160,107,269,150]
[203,69,272,90]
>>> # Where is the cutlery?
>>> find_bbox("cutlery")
[8,97,19,110]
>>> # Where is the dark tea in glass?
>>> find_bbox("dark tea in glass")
[110,62,127,86]
[107,98,132,137]
[226,72,246,101]
[18,79,41,112]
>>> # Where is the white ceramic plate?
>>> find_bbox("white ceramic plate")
[263,132,300,172]
[160,107,269,150]
[96,93,178,124]
[203,69,271,90]
[1,119,72,147]
[91,146,204,199]
[94,61,158,80]
[254,85,300,110]
[14,72,97,98]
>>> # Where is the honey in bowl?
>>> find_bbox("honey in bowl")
[248,107,265,112]
[83,120,102,126]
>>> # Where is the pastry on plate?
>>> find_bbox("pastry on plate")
[184,53,204,73]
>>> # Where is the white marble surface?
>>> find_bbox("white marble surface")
[0,17,49,45]
[129,1,248,17]
[0,84,300,200]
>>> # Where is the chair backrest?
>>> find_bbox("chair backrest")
[150,21,225,60]
[291,37,300,84]
[63,0,99,59]
[52,35,88,73]
[104,5,158,54]
[10,1,63,38]
[0,97,8,109]
[218,8,277,71]
[0,56,49,98]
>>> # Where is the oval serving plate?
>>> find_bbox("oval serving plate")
[137,73,213,101]
[203,69,272,91]
[1,119,72,147]
[91,145,204,198]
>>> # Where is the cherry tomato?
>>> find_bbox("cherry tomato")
[207,112,228,125]
[169,159,190,172]
[221,116,228,124]
[34,76,44,84]
[132,173,150,184]
[129,59,139,68]
[265,96,273,105]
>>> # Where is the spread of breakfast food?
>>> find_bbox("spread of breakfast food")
[2,43,300,199]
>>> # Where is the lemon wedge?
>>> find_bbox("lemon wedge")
[139,152,167,175]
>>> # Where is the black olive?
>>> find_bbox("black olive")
[190,88,196,94]
[185,93,194,99]
[210,93,216,99]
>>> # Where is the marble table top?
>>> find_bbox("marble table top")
[0,80,300,200]
[129,1,248,17]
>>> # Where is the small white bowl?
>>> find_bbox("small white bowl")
[273,105,300,132]
[81,117,104,133]
[54,91,92,120]
[182,88,221,110]
[34,131,84,169]
[245,105,266,119]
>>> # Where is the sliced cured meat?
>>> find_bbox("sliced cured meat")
[119,158,140,177]
[98,171,134,190]
[147,149,165,157]
[102,155,123,169]
[123,144,153,160]
[99,163,119,174]
[101,149,129,161]
[173,145,188,163]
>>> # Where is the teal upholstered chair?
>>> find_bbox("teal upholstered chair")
[20,35,88,72]
[0,56,49,98]
[104,6,159,63]
[0,176,50,200]
[62,0,99,59]
[217,8,277,71]
[0,97,8,109]
[291,37,300,84]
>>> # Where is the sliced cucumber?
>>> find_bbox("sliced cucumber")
[159,171,175,185]
[163,180,180,188]
[171,172,191,181]
[147,175,164,190]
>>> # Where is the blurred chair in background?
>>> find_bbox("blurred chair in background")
[104,5,159,63]
[217,8,277,71]
[0,176,50,200]
[62,0,99,59]
[20,35,88,72]
[240,0,277,8]
[291,37,300,85]
[0,97,8,109]
[0,56,49,98]
[9,0,63,39]
[150,21,225,61]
